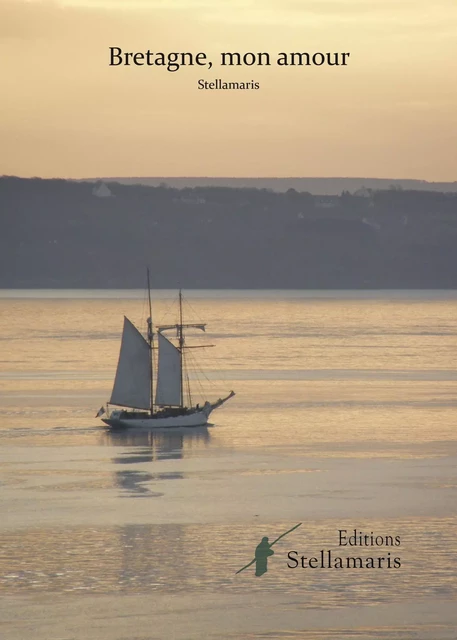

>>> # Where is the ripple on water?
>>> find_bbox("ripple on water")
[0,518,456,608]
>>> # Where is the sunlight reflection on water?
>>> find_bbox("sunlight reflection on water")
[0,518,456,606]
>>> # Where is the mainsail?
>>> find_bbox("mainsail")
[155,332,182,406]
[109,316,151,410]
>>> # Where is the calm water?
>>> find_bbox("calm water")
[0,291,456,639]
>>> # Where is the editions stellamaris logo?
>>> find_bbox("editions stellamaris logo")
[236,523,303,577]
[236,525,402,576]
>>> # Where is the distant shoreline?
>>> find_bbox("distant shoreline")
[77,176,457,196]
[6,175,457,196]
[2,289,457,300]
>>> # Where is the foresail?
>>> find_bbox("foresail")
[155,332,181,406]
[110,316,151,410]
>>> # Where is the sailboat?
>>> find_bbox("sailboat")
[98,275,235,429]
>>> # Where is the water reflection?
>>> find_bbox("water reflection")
[1,518,456,602]
[102,426,211,461]
[101,428,211,497]
[115,471,163,497]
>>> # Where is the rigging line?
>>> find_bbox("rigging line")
[182,296,205,325]
[183,345,204,400]
[191,349,224,395]
[199,342,230,392]
[181,295,231,398]
[183,305,229,388]
[184,350,207,401]
[156,294,178,330]
[185,346,213,387]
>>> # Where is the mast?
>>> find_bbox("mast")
[155,291,209,408]
[178,288,184,407]
[147,268,154,415]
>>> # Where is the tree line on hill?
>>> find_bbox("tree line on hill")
[1,176,457,288]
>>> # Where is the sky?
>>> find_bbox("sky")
[1,0,456,180]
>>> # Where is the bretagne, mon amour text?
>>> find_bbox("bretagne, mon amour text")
[108,48,351,72]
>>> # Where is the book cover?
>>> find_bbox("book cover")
[1,2,456,639]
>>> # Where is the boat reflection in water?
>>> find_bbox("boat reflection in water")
[101,427,211,497]
[102,426,211,460]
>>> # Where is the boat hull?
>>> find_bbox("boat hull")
[99,392,235,430]
[102,409,210,429]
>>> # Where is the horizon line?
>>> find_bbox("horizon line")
[2,175,457,184]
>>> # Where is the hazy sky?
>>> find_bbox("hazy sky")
[1,0,456,179]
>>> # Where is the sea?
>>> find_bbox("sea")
[0,290,456,640]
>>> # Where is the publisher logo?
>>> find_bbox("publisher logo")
[236,527,402,577]
[288,529,402,570]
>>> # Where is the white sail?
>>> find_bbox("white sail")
[155,332,182,406]
[110,316,151,410]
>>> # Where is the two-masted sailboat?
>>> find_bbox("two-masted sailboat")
[97,276,235,429]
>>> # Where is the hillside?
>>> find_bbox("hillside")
[2,177,457,289]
